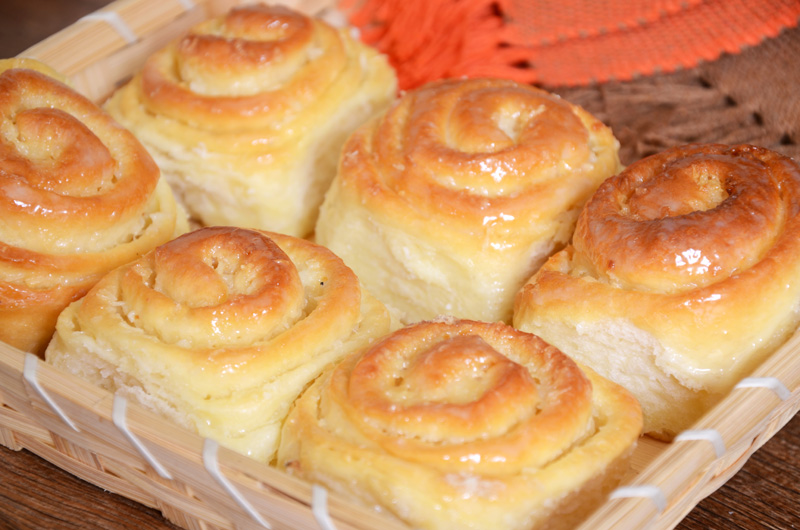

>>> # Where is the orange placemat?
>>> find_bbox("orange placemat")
[344,0,800,89]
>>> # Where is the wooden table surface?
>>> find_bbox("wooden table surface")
[1,1,799,529]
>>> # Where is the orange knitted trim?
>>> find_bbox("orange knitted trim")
[505,0,705,46]
[342,0,536,90]
[344,0,800,89]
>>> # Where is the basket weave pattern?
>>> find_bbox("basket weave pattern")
[1,1,800,529]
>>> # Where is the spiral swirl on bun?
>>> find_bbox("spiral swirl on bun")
[104,4,397,237]
[514,143,800,439]
[278,318,641,530]
[46,227,394,462]
[315,77,621,324]
[0,59,187,355]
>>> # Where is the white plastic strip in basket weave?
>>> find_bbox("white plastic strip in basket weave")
[23,353,80,432]
[609,485,668,513]
[112,395,173,480]
[80,11,138,43]
[203,438,271,528]
[312,485,338,530]
[674,429,727,459]
[735,377,791,400]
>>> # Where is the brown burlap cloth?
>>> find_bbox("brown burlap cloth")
[345,0,800,165]
[548,25,800,166]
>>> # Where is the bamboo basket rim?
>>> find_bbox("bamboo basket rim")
[3,0,800,528]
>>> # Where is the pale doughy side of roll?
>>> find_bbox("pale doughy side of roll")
[514,143,800,439]
[514,290,719,439]
[316,178,579,324]
[46,227,394,462]
[104,4,397,237]
[278,319,642,530]
[315,77,621,324]
[0,59,188,355]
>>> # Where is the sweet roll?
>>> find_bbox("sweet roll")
[513,143,800,439]
[0,58,187,355]
[45,226,394,462]
[314,77,621,324]
[277,318,642,530]
[104,3,397,237]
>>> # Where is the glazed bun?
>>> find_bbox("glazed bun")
[278,318,642,530]
[0,59,187,355]
[514,143,800,439]
[46,226,394,462]
[315,77,621,324]
[104,3,397,237]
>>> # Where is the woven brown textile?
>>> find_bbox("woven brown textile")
[702,25,800,146]
[547,25,800,166]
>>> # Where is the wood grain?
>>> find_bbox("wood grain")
[0,0,109,57]
[1,1,799,529]
[0,444,179,530]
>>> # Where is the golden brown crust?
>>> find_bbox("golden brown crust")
[332,321,594,476]
[46,227,394,462]
[140,5,321,127]
[0,60,187,355]
[104,4,397,237]
[573,143,794,293]
[315,77,621,323]
[277,319,642,530]
[514,143,800,438]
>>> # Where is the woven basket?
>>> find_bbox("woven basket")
[2,0,800,529]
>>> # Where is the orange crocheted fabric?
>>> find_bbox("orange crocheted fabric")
[343,0,800,89]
